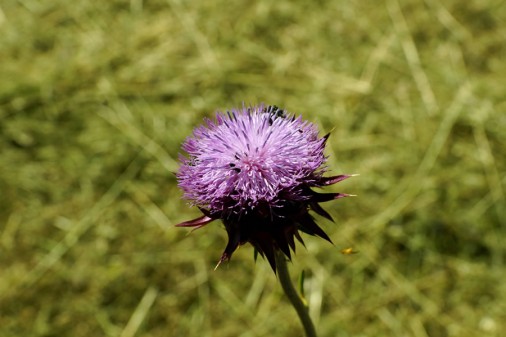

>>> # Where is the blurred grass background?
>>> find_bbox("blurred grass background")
[1,0,505,336]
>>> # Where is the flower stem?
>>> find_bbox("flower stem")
[275,251,318,337]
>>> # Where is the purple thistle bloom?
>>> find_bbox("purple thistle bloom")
[176,104,353,272]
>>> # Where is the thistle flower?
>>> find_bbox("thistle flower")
[176,104,353,271]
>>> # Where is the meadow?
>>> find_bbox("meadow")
[1,0,505,336]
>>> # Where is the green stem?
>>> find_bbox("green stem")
[275,251,318,337]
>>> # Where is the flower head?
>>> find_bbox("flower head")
[177,104,353,271]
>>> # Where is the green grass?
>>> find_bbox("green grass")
[1,0,505,336]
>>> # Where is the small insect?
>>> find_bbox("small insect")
[263,105,286,125]
[341,247,359,255]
